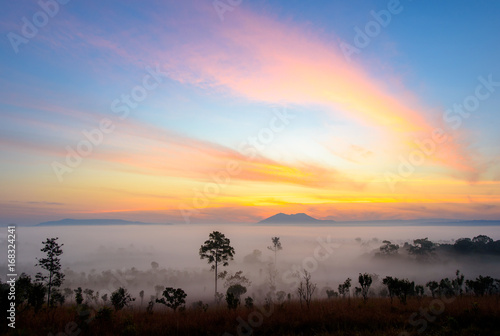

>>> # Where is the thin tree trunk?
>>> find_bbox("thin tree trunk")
[214,249,218,302]
[47,272,52,306]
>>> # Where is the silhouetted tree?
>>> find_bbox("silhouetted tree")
[156,287,187,312]
[415,285,424,298]
[408,238,435,261]
[192,300,209,312]
[268,237,282,267]
[452,236,498,254]
[224,271,251,289]
[466,276,496,296]
[452,270,465,295]
[426,281,439,298]
[453,238,474,254]
[223,292,236,310]
[384,277,414,304]
[358,273,373,302]
[244,296,254,309]
[35,237,65,306]
[199,231,235,300]
[111,287,135,311]
[146,295,155,314]
[326,289,338,298]
[29,283,46,313]
[395,278,415,304]
[139,290,145,306]
[438,278,454,297]
[74,287,83,305]
[297,270,316,308]
[338,278,352,298]
[50,290,65,306]
[223,271,250,309]
[472,235,493,245]
[378,240,399,256]
[12,274,45,312]
[382,276,396,303]
[14,273,33,309]
[227,284,247,304]
[83,288,95,304]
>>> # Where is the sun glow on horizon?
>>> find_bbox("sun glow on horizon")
[1,1,500,225]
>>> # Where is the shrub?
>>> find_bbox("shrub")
[226,292,239,310]
[244,296,254,309]
[191,300,209,312]
[111,287,135,311]
[156,287,187,312]
[95,306,113,322]
[326,289,338,298]
[74,287,84,305]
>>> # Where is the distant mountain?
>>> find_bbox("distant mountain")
[339,219,500,226]
[257,214,500,226]
[37,218,164,226]
[258,213,336,224]
[418,220,500,226]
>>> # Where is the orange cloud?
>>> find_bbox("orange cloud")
[85,118,358,189]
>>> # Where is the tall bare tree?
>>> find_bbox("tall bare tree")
[267,237,282,268]
[297,270,316,308]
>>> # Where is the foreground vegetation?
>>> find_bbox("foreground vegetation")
[3,233,500,335]
[3,295,500,336]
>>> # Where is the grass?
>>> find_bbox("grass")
[5,296,500,336]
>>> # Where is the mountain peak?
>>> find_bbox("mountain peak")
[258,213,334,224]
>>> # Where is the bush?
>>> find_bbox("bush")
[95,306,113,322]
[244,296,254,309]
[29,282,46,312]
[111,287,135,311]
[156,287,187,312]
[74,287,83,305]
[191,300,209,312]
[326,289,338,298]
[226,292,239,310]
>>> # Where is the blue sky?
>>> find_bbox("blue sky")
[1,0,500,224]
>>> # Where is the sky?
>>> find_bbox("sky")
[1,0,500,225]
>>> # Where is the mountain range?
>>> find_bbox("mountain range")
[37,218,159,226]
[258,213,336,224]
[257,213,500,226]
[29,215,500,226]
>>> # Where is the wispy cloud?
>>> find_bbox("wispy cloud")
[30,2,482,179]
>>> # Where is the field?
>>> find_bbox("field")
[5,295,500,336]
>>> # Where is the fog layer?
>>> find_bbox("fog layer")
[2,224,500,303]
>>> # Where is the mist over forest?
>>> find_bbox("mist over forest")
[3,224,500,305]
